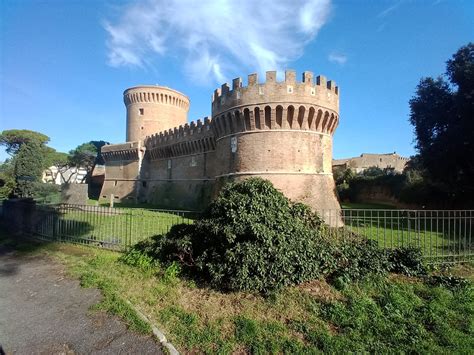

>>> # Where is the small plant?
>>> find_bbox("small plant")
[426,274,470,289]
[163,261,181,284]
[387,246,426,276]
[119,248,156,270]
[328,236,390,286]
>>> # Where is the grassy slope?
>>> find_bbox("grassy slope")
[3,231,472,354]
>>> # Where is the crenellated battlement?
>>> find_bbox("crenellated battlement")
[102,141,141,162]
[212,70,339,117]
[124,85,190,110]
[144,117,215,160]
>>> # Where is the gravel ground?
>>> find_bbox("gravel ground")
[0,245,162,354]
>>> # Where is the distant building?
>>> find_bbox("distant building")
[42,166,88,184]
[332,153,409,174]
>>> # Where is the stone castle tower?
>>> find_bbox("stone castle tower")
[124,86,190,142]
[100,70,341,224]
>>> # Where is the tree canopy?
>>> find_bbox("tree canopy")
[68,140,108,182]
[409,43,474,204]
[0,128,109,198]
[13,141,45,197]
[0,129,50,156]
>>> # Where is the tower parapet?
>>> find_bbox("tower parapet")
[124,85,190,143]
[144,117,215,160]
[211,70,339,139]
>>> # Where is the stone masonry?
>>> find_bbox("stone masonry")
[100,70,341,224]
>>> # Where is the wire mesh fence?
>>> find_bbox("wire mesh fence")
[321,209,474,263]
[1,200,473,262]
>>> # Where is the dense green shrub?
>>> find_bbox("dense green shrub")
[387,246,427,276]
[125,178,394,293]
[329,236,390,286]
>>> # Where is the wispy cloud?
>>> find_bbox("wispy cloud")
[377,0,402,18]
[328,52,347,65]
[104,0,332,84]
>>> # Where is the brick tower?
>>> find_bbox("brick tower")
[211,70,341,224]
[124,85,190,142]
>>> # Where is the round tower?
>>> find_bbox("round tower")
[124,86,189,142]
[211,70,341,225]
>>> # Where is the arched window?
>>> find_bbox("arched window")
[276,105,283,128]
[264,106,272,129]
[254,107,261,129]
[297,106,305,129]
[287,105,295,129]
[244,108,251,130]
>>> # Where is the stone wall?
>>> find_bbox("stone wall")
[61,184,88,205]
[100,141,143,203]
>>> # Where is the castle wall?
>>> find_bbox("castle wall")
[138,118,217,210]
[100,142,142,203]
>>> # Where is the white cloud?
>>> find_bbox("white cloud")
[104,0,332,84]
[377,1,402,18]
[328,52,347,65]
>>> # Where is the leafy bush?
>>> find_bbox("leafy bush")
[387,246,427,276]
[329,236,390,286]
[179,178,338,293]
[124,178,395,294]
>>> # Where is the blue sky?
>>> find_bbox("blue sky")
[1,0,473,161]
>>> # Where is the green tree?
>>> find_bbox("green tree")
[0,159,16,199]
[0,129,50,156]
[14,141,45,197]
[409,43,474,204]
[42,147,71,183]
[69,140,108,182]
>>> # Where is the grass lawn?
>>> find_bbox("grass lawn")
[34,206,194,248]
[341,202,397,209]
[339,210,473,260]
[2,231,472,354]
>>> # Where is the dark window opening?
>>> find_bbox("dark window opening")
[139,108,144,115]
[142,181,147,187]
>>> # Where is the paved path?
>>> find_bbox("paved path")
[0,246,162,354]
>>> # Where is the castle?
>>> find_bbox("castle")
[333,153,410,174]
[100,70,341,223]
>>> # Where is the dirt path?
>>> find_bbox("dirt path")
[0,246,162,354]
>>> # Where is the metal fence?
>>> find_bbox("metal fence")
[1,201,473,262]
[322,209,474,263]
[2,201,198,250]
